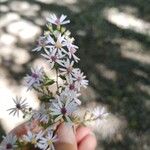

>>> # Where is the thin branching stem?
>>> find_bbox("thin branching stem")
[56,68,59,93]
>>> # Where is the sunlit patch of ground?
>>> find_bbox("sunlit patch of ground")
[112,38,150,65]
[95,64,117,81]
[121,50,150,65]
[103,7,150,35]
[35,0,77,5]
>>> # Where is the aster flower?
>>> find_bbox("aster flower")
[47,34,67,54]
[41,48,64,68]
[22,130,44,148]
[32,104,45,121]
[39,113,50,124]
[24,67,44,91]
[93,107,109,119]
[64,88,81,105]
[38,130,57,150]
[47,14,70,26]
[0,134,17,150]
[50,93,78,122]
[65,38,80,62]
[59,59,78,79]
[65,79,78,91]
[7,97,28,117]
[33,104,51,124]
[32,36,49,52]
[73,69,88,90]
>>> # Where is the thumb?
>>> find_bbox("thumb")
[55,123,77,150]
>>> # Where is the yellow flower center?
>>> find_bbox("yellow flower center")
[48,140,52,145]
[55,41,62,49]
[31,138,37,145]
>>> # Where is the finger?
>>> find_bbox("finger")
[78,134,97,150]
[76,126,97,150]
[11,122,27,137]
[76,126,91,143]
[55,143,77,150]
[11,120,41,137]
[55,123,77,150]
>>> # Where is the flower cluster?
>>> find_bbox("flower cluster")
[1,14,108,150]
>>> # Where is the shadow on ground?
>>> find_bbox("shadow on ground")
[0,0,150,149]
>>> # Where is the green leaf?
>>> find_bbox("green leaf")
[44,79,55,86]
[39,95,53,102]
[43,75,55,86]
[59,75,66,80]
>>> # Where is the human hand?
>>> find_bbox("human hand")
[7,121,97,150]
[55,123,97,150]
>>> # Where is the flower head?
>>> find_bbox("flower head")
[47,14,70,26]
[65,38,80,62]
[24,67,44,90]
[38,130,58,150]
[22,130,44,148]
[0,134,17,150]
[32,103,50,124]
[51,92,78,122]
[64,88,81,105]
[32,36,49,52]
[59,59,78,80]
[47,34,67,54]
[41,48,64,68]
[73,69,88,90]
[7,97,28,117]
[93,107,109,119]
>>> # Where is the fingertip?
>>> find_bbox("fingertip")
[56,123,76,144]
[76,126,91,143]
[78,134,97,150]
[55,123,77,150]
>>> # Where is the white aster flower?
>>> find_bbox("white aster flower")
[47,14,70,26]
[93,107,109,119]
[22,130,44,148]
[59,59,78,80]
[47,34,67,54]
[39,112,50,124]
[65,76,78,91]
[32,104,45,121]
[73,69,88,90]
[65,38,80,62]
[7,97,28,117]
[64,88,81,105]
[32,36,49,52]
[41,48,64,68]
[33,103,51,124]
[38,130,57,150]
[51,93,78,122]
[0,134,17,150]
[24,67,44,91]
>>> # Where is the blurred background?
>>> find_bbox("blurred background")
[0,0,150,149]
